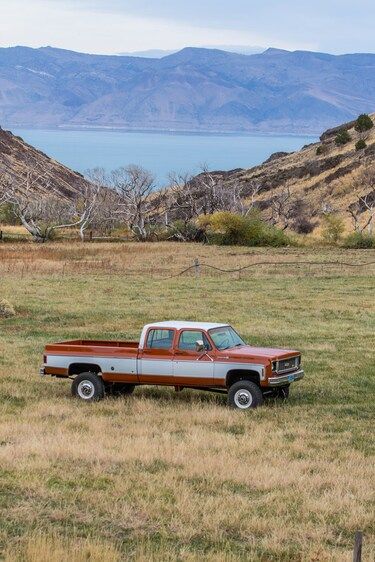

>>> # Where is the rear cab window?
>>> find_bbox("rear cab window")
[146,329,174,349]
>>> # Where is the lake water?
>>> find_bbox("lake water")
[13,128,317,185]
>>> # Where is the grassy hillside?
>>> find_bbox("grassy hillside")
[0,241,374,561]
[213,113,375,232]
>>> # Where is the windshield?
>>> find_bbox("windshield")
[209,326,246,350]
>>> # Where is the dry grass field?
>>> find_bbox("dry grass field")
[0,241,374,561]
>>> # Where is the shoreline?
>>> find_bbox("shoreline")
[7,124,319,140]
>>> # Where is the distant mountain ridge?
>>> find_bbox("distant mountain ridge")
[118,46,264,58]
[1,46,375,134]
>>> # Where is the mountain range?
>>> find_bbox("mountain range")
[118,46,264,58]
[1,45,375,134]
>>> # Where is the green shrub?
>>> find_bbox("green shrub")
[205,212,251,245]
[0,299,15,318]
[316,144,328,156]
[335,130,351,146]
[162,220,202,242]
[256,223,292,247]
[355,139,367,151]
[0,203,20,226]
[343,232,375,249]
[321,214,345,245]
[355,114,374,133]
[201,211,291,247]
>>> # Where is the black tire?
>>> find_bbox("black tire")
[105,382,136,396]
[273,385,290,399]
[71,372,105,402]
[227,380,264,410]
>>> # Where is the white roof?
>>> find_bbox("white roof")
[144,321,228,330]
[139,321,228,348]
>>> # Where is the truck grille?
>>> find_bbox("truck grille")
[277,356,300,373]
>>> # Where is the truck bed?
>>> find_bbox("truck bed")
[50,340,139,348]
[45,340,139,356]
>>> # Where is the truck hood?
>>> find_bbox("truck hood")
[221,345,300,362]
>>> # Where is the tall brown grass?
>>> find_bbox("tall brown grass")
[0,242,374,561]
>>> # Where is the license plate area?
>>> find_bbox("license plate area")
[287,374,295,383]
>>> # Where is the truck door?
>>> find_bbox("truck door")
[173,329,214,386]
[138,328,174,384]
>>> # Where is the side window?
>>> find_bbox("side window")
[178,330,211,351]
[146,329,174,349]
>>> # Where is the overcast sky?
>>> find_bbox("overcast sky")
[1,0,375,55]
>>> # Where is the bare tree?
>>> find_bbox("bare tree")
[194,165,250,216]
[164,166,251,240]
[347,165,375,234]
[109,165,156,240]
[242,180,263,216]
[348,193,375,234]
[2,165,101,242]
[84,168,121,238]
[167,172,203,218]
[270,185,294,230]
[0,178,7,205]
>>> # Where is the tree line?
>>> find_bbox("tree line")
[0,158,374,248]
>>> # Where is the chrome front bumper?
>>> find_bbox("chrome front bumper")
[267,369,304,386]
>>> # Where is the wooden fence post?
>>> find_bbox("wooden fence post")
[194,258,201,278]
[89,230,93,242]
[353,531,363,562]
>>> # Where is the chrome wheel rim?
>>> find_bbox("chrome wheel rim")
[234,389,253,409]
[77,380,95,400]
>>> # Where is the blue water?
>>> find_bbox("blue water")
[13,128,316,185]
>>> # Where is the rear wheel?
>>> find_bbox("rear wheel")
[227,380,264,410]
[71,372,104,401]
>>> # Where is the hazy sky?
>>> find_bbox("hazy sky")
[1,0,375,55]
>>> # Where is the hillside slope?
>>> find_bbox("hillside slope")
[204,114,375,230]
[0,127,91,198]
[1,46,375,134]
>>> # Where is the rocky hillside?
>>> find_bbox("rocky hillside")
[1,46,375,134]
[0,127,91,198]
[204,114,375,231]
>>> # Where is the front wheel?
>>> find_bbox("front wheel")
[71,372,105,401]
[227,380,264,410]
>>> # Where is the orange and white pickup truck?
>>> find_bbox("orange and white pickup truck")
[40,321,304,410]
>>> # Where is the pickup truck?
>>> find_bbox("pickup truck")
[40,321,304,410]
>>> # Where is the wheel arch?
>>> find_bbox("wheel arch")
[226,368,261,389]
[68,363,102,377]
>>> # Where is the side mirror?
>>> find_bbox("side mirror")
[195,340,205,352]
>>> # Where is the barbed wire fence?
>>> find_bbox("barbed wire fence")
[159,258,375,280]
